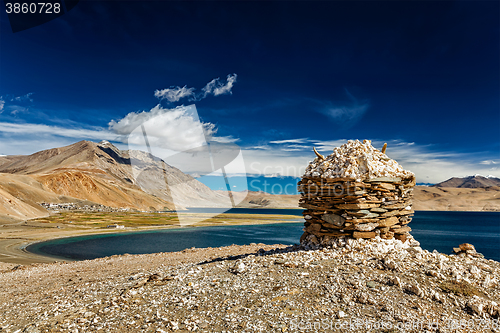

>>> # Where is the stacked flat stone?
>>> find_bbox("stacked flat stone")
[298,140,416,245]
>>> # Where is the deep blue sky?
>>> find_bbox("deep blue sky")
[0,1,499,183]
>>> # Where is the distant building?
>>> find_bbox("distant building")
[107,224,124,229]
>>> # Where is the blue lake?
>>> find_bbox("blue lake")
[27,211,500,261]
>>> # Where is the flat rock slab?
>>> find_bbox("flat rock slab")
[365,177,402,183]
[337,203,380,210]
[393,226,411,234]
[378,217,399,227]
[352,231,377,238]
[321,214,345,226]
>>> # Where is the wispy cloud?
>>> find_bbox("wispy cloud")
[154,74,238,103]
[0,122,112,140]
[480,160,498,165]
[154,86,195,103]
[269,138,308,144]
[0,93,34,115]
[320,90,369,127]
[11,92,34,103]
[201,74,237,97]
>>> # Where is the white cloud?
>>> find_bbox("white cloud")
[480,160,498,165]
[109,104,231,151]
[0,122,111,140]
[154,86,195,103]
[153,74,238,104]
[110,105,213,151]
[0,98,4,113]
[211,136,239,143]
[269,138,308,144]
[310,139,350,151]
[12,92,33,102]
[202,73,237,97]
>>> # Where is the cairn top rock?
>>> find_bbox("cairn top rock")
[303,139,414,180]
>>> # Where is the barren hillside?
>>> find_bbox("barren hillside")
[413,186,500,211]
[0,141,230,222]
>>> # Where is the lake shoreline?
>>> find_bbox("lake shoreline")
[0,211,302,266]
[1,209,499,266]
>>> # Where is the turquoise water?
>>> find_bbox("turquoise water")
[27,211,500,261]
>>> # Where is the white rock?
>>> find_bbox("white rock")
[389,276,401,287]
[405,283,424,297]
[355,222,378,231]
[483,275,497,288]
[383,259,397,270]
[467,296,486,316]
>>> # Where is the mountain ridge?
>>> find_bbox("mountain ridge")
[433,175,500,188]
[0,140,230,222]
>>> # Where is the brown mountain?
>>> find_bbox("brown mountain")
[412,185,500,211]
[433,175,500,188]
[0,140,229,222]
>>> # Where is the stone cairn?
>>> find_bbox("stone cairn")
[453,243,483,258]
[298,140,416,246]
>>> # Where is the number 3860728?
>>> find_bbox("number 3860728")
[5,2,61,14]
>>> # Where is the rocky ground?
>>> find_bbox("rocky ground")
[0,237,498,333]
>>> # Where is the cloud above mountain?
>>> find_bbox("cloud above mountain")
[109,104,237,152]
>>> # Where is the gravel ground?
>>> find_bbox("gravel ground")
[0,237,498,333]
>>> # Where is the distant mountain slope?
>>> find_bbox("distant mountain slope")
[220,190,301,209]
[413,186,500,211]
[226,186,500,212]
[0,173,103,222]
[0,173,55,222]
[0,140,230,222]
[434,175,500,188]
